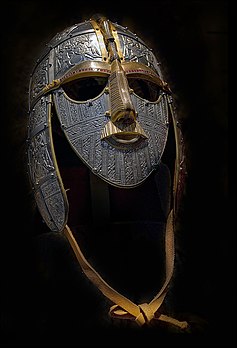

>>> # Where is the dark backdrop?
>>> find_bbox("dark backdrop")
[1,0,232,346]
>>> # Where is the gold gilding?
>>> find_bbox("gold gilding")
[110,22,124,61]
[42,61,110,94]
[59,61,110,84]
[90,19,109,62]
[101,120,148,141]
[91,16,122,62]
[42,61,170,97]
[42,79,60,93]
[109,59,136,124]
[123,62,171,93]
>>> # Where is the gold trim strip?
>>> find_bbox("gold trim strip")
[59,61,110,85]
[167,97,181,215]
[43,61,111,94]
[90,19,109,62]
[110,22,124,61]
[123,62,160,77]
[122,62,171,92]
[41,61,171,100]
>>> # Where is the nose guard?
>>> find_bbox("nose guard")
[109,59,136,124]
[103,58,148,145]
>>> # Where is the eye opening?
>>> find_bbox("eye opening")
[62,76,108,102]
[127,77,161,102]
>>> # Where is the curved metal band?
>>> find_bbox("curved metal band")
[41,60,170,99]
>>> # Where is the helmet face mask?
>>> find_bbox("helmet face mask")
[27,15,187,328]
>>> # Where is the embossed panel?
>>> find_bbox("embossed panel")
[35,190,58,231]
[28,129,54,186]
[28,97,48,138]
[48,21,94,48]
[30,55,49,105]
[54,33,102,78]
[27,95,68,231]
[40,178,67,231]
[118,34,161,76]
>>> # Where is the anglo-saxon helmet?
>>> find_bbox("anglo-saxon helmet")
[27,15,188,328]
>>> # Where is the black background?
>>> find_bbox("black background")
[1,0,233,346]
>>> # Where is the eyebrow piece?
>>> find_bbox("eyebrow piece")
[42,61,111,95]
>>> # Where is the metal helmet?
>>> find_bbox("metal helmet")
[27,15,188,328]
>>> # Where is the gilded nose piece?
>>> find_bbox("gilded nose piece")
[109,59,136,126]
[102,58,147,145]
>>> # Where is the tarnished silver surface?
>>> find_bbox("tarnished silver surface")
[29,23,102,107]
[54,32,103,78]
[117,34,162,77]
[29,21,162,108]
[53,89,169,187]
[27,95,68,232]
[27,17,183,232]
[29,55,49,105]
[48,21,94,49]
